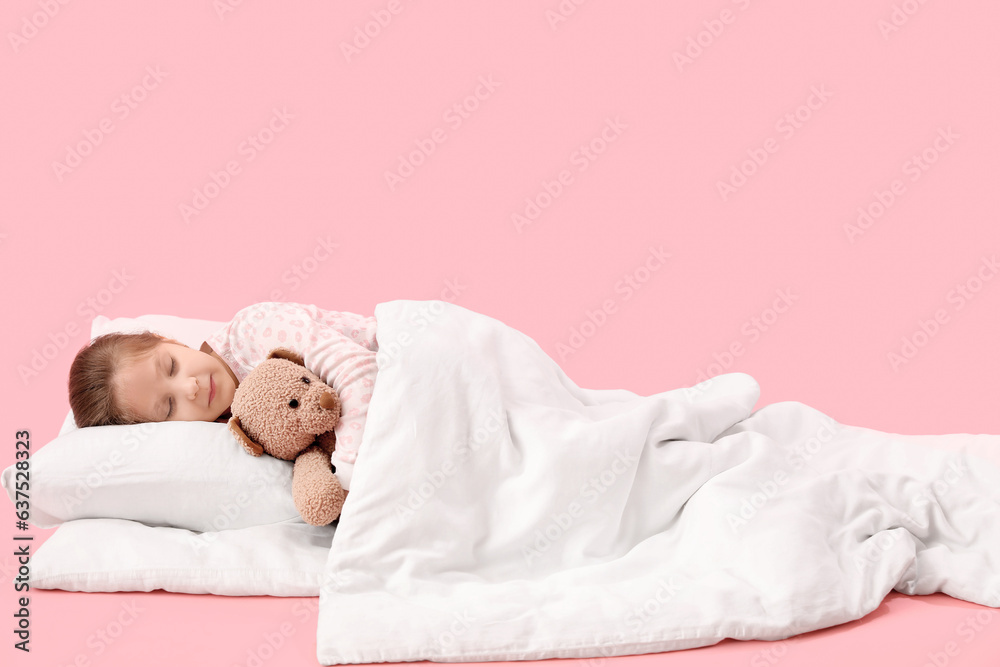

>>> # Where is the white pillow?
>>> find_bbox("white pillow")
[0,308,303,531]
[29,517,336,596]
[1,420,301,531]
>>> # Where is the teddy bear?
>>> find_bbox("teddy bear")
[226,347,349,526]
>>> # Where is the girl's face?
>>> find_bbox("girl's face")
[116,342,237,422]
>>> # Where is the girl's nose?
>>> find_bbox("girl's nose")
[185,376,200,400]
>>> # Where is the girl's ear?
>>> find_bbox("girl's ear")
[267,347,305,367]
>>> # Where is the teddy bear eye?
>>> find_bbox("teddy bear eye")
[288,399,299,409]
[301,376,310,384]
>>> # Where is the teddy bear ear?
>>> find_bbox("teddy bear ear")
[267,347,305,367]
[227,415,264,457]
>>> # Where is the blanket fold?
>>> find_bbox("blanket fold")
[317,300,1000,664]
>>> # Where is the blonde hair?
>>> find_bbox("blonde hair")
[68,331,185,427]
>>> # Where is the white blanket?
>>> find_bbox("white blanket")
[317,299,1000,664]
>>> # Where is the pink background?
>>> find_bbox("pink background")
[3,1,999,665]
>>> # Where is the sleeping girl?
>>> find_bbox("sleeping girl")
[66,302,378,490]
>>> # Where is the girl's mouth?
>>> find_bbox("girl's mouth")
[209,376,216,406]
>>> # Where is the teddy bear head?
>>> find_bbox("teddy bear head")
[226,348,341,461]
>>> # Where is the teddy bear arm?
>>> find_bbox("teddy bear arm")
[292,445,346,526]
[315,430,338,457]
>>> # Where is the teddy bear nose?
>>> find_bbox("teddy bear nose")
[319,392,337,410]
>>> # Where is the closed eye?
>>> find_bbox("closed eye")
[165,356,176,419]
